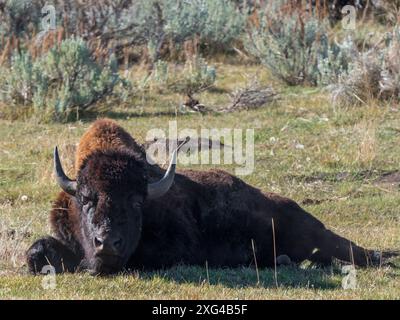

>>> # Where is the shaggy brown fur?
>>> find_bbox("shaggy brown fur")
[26,119,397,275]
[75,119,145,171]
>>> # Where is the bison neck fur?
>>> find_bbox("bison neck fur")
[26,119,396,274]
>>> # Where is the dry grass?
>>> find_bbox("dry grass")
[354,121,378,167]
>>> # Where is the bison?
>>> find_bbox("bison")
[26,119,397,275]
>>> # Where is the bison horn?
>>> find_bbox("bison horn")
[147,137,189,200]
[54,146,77,196]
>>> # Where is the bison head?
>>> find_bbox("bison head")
[53,140,187,274]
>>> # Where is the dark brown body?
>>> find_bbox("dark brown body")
[26,119,392,274]
[46,170,378,271]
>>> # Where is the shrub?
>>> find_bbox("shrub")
[137,0,246,62]
[0,0,138,43]
[328,27,400,106]
[329,50,384,106]
[373,0,400,25]
[244,8,352,86]
[245,13,319,85]
[0,51,36,106]
[0,0,246,65]
[0,0,41,36]
[380,27,400,100]
[317,36,358,86]
[133,56,216,96]
[166,0,246,46]
[0,38,125,121]
[170,55,217,96]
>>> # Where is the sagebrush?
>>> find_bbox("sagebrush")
[0,38,124,121]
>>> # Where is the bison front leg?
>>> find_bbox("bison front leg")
[310,228,380,267]
[26,236,82,274]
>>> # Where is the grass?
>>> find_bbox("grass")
[0,63,399,299]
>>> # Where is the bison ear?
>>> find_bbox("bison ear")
[147,137,189,200]
[54,146,77,196]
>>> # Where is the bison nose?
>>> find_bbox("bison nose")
[94,235,123,254]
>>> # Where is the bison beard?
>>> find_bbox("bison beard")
[26,119,397,275]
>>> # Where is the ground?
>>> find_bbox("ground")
[0,64,399,299]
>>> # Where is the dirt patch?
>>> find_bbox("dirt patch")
[297,170,400,203]
[294,170,400,184]
[374,171,400,184]
[301,196,350,206]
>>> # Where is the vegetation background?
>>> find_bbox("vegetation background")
[0,0,399,299]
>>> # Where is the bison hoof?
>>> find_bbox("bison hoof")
[276,254,292,266]
[26,236,79,274]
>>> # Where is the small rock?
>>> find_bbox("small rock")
[21,195,28,202]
